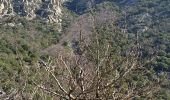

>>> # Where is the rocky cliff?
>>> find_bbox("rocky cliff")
[0,0,64,23]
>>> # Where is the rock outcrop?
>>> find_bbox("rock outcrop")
[0,0,63,23]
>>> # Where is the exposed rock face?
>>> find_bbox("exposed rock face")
[0,0,62,23]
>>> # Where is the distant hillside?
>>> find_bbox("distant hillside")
[0,0,170,99]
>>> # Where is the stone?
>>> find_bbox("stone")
[0,0,64,27]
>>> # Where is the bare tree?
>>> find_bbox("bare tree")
[30,14,162,100]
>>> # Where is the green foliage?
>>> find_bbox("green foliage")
[0,17,61,96]
[0,0,170,99]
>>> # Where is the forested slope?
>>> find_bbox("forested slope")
[0,0,170,99]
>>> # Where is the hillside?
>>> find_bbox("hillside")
[0,0,170,99]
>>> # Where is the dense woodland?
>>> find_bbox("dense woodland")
[0,0,170,99]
